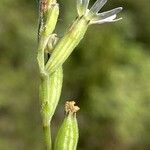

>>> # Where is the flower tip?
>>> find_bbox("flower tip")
[116,17,123,21]
[111,17,122,23]
[112,7,123,15]
[118,7,123,12]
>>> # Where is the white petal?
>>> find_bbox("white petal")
[89,0,108,14]
[92,7,123,21]
[103,14,117,21]
[77,0,90,16]
[90,14,122,24]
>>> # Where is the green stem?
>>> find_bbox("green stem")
[43,123,52,150]
[40,75,52,150]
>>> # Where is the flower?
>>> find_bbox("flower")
[45,0,123,74]
[77,0,123,24]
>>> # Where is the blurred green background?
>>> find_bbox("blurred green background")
[0,0,150,149]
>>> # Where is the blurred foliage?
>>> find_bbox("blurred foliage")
[0,0,150,150]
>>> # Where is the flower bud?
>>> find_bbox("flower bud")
[38,2,59,47]
[39,0,59,36]
[37,0,59,75]
[45,34,59,53]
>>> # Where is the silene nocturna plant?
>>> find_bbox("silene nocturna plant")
[37,0,122,149]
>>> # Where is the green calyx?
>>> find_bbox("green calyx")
[37,0,59,76]
[40,67,63,125]
[46,16,90,74]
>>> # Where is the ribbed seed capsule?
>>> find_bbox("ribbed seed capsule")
[47,67,63,121]
[54,101,80,150]
[40,66,63,125]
